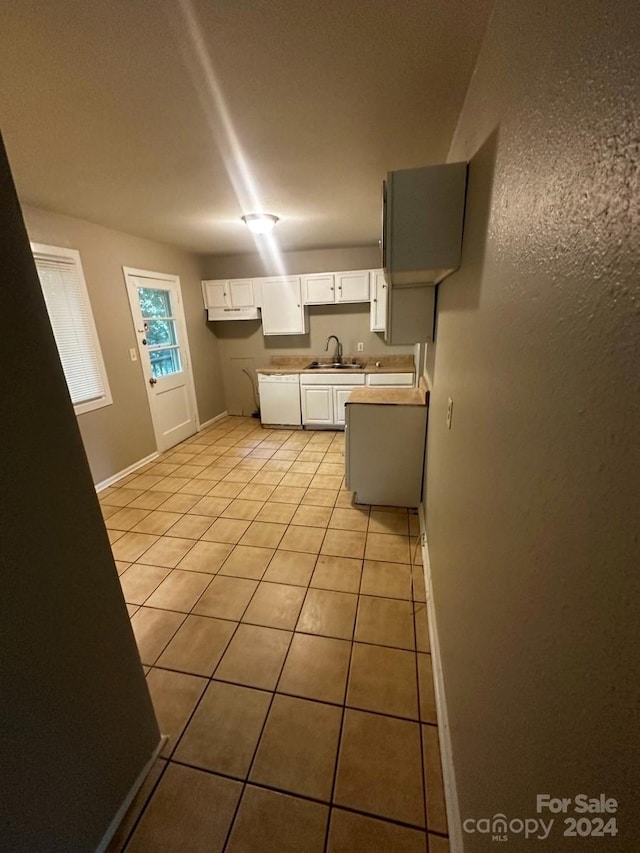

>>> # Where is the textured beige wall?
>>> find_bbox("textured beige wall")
[23,206,226,482]
[202,246,414,415]
[2,138,159,851]
[425,2,640,849]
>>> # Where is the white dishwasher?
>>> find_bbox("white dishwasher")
[257,373,302,426]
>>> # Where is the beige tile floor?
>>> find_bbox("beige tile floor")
[102,416,449,853]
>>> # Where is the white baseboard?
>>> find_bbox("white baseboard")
[94,452,160,493]
[94,735,167,853]
[198,410,228,431]
[418,506,463,853]
[94,411,228,491]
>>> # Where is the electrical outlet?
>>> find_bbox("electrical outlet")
[129,348,138,362]
[357,342,364,352]
[446,397,453,429]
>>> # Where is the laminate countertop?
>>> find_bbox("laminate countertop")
[346,386,429,406]
[256,355,415,375]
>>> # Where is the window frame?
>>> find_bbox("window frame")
[31,242,113,415]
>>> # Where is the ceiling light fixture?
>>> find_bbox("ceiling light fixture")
[241,213,279,235]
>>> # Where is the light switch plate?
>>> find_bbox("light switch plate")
[446,397,453,429]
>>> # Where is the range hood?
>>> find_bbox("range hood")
[206,306,260,321]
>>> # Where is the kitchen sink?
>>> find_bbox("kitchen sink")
[306,361,365,370]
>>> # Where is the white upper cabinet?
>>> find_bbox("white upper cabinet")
[227,279,256,308]
[202,279,259,319]
[383,162,467,286]
[203,279,257,309]
[302,273,335,305]
[385,284,436,344]
[302,270,370,305]
[261,277,307,335]
[335,270,370,303]
[203,267,374,332]
[203,280,228,309]
[369,269,388,332]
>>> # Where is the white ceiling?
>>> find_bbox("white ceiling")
[1,0,494,254]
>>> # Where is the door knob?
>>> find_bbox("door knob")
[149,377,157,386]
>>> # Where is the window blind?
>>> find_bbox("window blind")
[33,251,109,409]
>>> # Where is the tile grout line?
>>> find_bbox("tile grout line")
[322,534,364,853]
[219,595,300,853]
[161,758,431,835]
[210,423,338,851]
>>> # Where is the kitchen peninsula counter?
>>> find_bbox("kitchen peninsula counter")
[345,377,429,507]
[347,386,428,406]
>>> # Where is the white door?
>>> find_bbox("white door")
[123,267,198,452]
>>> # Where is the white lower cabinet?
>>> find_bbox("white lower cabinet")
[301,386,334,425]
[300,373,366,427]
[333,386,359,426]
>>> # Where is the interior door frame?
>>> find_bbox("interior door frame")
[123,266,199,451]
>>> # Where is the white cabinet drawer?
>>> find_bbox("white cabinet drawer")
[366,373,414,386]
[301,372,366,386]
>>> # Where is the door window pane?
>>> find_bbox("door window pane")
[149,347,182,378]
[138,287,172,319]
[136,285,183,379]
[145,319,178,347]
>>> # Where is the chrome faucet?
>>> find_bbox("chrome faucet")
[325,335,342,363]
